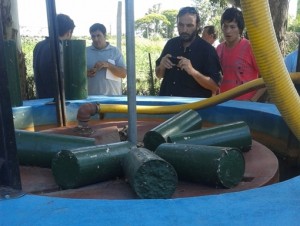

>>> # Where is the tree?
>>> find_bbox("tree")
[135,4,179,39]
[135,13,170,38]
[161,9,178,38]
[192,0,224,39]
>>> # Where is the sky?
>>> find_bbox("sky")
[17,0,193,36]
[18,0,298,37]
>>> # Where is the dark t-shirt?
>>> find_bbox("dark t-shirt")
[156,36,222,97]
[33,38,56,99]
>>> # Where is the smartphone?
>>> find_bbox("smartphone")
[169,56,180,65]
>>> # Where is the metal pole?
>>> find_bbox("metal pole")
[125,0,137,144]
[148,53,155,95]
[0,9,22,191]
[117,1,122,51]
[117,1,123,93]
[45,0,67,126]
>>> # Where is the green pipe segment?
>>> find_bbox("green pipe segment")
[143,109,202,151]
[15,129,96,168]
[4,40,22,107]
[63,39,87,100]
[52,141,135,189]
[155,143,245,188]
[122,147,178,199]
[167,121,252,152]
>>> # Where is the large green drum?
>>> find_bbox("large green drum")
[143,109,202,151]
[4,40,22,107]
[155,143,245,188]
[63,40,87,100]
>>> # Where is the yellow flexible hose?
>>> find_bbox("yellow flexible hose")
[99,0,300,140]
[100,78,264,114]
[99,73,300,114]
[241,0,300,140]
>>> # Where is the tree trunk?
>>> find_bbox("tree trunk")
[0,0,27,100]
[269,0,289,55]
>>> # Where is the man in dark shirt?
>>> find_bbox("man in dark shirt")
[33,14,75,99]
[155,7,222,98]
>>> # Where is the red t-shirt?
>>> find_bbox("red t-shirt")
[216,38,259,100]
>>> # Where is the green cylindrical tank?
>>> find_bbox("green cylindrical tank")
[167,121,252,152]
[122,147,178,199]
[4,40,22,107]
[143,109,202,151]
[63,39,87,100]
[52,141,135,189]
[15,129,96,167]
[155,143,245,188]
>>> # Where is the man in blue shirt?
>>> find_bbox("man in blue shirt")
[86,23,126,95]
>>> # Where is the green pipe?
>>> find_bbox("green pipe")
[63,40,87,100]
[52,141,135,189]
[143,109,202,151]
[155,143,245,188]
[15,129,96,167]
[4,40,22,107]
[167,121,252,152]
[122,147,178,199]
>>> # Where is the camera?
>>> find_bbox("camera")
[169,56,180,65]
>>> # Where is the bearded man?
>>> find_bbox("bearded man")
[155,7,223,97]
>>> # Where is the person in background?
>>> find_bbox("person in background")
[86,23,126,95]
[155,6,222,98]
[216,7,259,101]
[201,25,219,47]
[284,48,300,93]
[33,13,75,99]
[285,49,298,73]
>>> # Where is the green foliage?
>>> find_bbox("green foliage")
[161,9,178,38]
[21,0,296,98]
[135,13,170,38]
[210,0,231,7]
[21,36,43,99]
[21,36,42,78]
[135,4,179,39]
[193,0,225,36]
[286,15,300,55]
[21,35,164,98]
[132,37,164,95]
[287,16,300,33]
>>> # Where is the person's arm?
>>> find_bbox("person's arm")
[177,56,219,94]
[93,61,126,78]
[155,54,174,79]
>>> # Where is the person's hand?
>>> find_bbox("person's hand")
[87,61,110,77]
[94,61,109,71]
[177,57,194,74]
[87,68,97,77]
[160,54,177,69]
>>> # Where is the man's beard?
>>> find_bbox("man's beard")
[179,30,198,43]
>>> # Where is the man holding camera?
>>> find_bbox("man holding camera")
[155,7,222,98]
